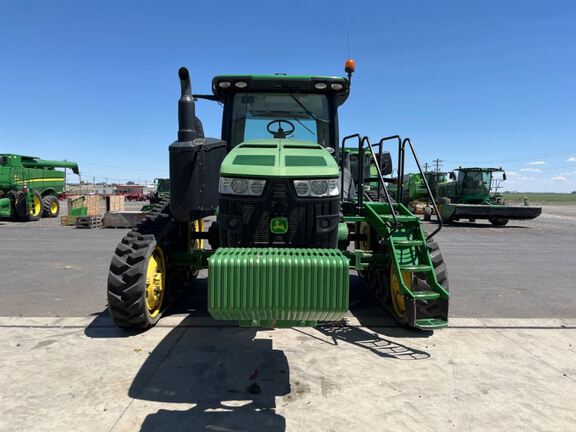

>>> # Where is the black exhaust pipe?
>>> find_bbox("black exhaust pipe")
[177,67,197,142]
[169,66,226,222]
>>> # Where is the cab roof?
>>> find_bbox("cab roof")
[457,167,504,172]
[211,74,350,105]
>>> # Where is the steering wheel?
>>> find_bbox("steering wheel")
[266,119,295,139]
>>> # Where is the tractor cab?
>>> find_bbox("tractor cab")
[211,75,349,151]
[450,167,506,204]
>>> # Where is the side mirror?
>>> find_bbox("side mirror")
[379,151,393,176]
[449,172,455,180]
[503,173,507,181]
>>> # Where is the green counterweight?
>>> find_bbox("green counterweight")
[208,248,349,327]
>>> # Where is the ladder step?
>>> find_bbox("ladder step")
[414,318,447,330]
[399,264,432,272]
[380,215,419,223]
[392,240,425,248]
[412,290,440,301]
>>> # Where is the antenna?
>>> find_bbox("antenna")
[347,32,351,59]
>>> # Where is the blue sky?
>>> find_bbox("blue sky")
[0,0,575,192]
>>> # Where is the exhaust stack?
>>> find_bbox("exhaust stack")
[177,67,197,142]
[169,66,227,222]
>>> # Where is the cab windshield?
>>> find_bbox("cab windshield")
[230,93,331,147]
[458,171,491,195]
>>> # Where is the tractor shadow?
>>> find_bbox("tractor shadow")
[83,274,429,429]
[132,326,289,432]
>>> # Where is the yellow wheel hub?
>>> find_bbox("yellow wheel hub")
[390,267,412,318]
[50,200,58,215]
[193,219,204,249]
[145,246,166,318]
[31,195,41,216]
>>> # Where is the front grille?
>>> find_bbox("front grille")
[219,179,339,248]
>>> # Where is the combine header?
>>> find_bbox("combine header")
[107,62,449,331]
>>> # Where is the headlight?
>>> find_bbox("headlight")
[311,180,328,195]
[219,177,266,196]
[231,179,248,194]
[293,179,339,197]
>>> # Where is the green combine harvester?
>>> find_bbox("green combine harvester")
[436,167,542,226]
[0,154,79,221]
[107,61,449,331]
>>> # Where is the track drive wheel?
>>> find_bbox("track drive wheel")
[42,195,60,218]
[107,199,177,329]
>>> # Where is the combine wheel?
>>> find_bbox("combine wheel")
[42,195,60,218]
[489,217,509,226]
[15,190,42,221]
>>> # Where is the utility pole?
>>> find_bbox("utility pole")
[433,159,443,172]
[423,163,430,172]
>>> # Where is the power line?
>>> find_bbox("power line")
[432,159,443,172]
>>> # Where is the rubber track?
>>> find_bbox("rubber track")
[107,198,172,328]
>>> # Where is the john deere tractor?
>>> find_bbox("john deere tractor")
[436,167,542,226]
[388,171,450,220]
[107,62,449,331]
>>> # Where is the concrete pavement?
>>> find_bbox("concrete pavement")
[1,315,575,432]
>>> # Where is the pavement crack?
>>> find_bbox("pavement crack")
[495,329,576,384]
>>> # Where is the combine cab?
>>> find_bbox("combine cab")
[436,167,542,226]
[107,62,449,331]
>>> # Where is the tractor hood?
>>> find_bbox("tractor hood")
[220,139,339,178]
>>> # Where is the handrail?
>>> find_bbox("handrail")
[375,135,402,202]
[401,138,443,239]
[361,136,399,232]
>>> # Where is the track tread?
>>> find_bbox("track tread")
[106,199,172,329]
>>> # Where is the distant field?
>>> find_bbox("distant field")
[503,192,576,204]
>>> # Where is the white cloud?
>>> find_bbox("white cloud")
[520,167,542,173]
[567,156,576,162]
[527,161,546,165]
[551,176,567,182]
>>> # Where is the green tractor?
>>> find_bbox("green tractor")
[141,178,170,212]
[0,154,79,221]
[436,167,542,226]
[388,171,450,219]
[149,178,170,204]
[107,62,449,331]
